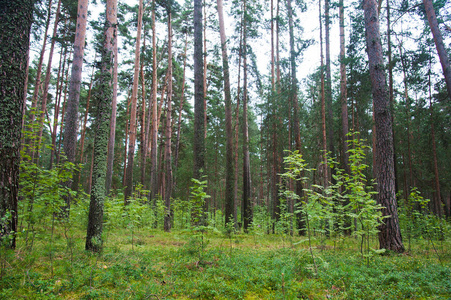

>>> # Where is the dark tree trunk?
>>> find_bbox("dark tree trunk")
[242,0,252,231]
[217,0,235,226]
[363,0,404,253]
[0,0,34,249]
[339,0,349,174]
[320,0,328,187]
[193,0,205,180]
[85,0,116,252]
[423,0,451,101]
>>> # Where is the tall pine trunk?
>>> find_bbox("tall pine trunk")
[363,0,404,253]
[217,0,235,227]
[423,0,451,101]
[339,0,349,173]
[85,0,116,252]
[124,0,143,203]
[193,0,205,180]
[242,0,252,231]
[287,0,304,233]
[163,10,173,232]
[319,0,328,187]
[63,0,89,212]
[149,0,159,202]
[0,0,34,249]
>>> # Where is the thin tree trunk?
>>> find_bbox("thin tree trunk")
[423,0,451,101]
[63,0,90,213]
[363,0,404,253]
[325,0,334,167]
[399,44,413,196]
[174,32,188,170]
[36,0,62,160]
[123,94,132,187]
[339,0,349,173]
[217,0,235,226]
[56,50,72,165]
[124,0,143,203]
[287,0,304,233]
[429,59,442,217]
[75,64,95,187]
[140,36,147,186]
[105,2,118,194]
[242,0,252,231]
[193,0,205,180]
[163,10,173,232]
[234,11,243,227]
[150,0,159,201]
[49,44,67,169]
[29,0,52,126]
[203,0,208,140]
[320,0,328,187]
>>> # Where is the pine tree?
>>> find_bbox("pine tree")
[0,0,35,249]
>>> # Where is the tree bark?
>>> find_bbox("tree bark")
[0,0,34,249]
[428,62,442,217]
[423,0,451,101]
[105,1,118,195]
[363,0,404,253]
[85,0,116,252]
[49,44,67,169]
[149,0,159,201]
[163,10,173,232]
[217,0,235,227]
[325,0,334,166]
[339,0,349,173]
[242,0,252,231]
[287,0,304,232]
[320,0,328,187]
[174,32,188,170]
[124,0,143,204]
[63,0,89,213]
[193,0,205,180]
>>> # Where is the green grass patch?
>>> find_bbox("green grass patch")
[1,227,450,299]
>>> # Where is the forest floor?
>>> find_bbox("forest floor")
[1,226,450,299]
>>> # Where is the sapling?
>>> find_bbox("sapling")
[187,177,211,261]
[281,150,318,275]
[336,135,386,265]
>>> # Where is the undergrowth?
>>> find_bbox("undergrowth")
[1,226,450,299]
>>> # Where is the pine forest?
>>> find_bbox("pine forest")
[0,0,450,298]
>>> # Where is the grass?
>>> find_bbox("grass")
[1,225,450,299]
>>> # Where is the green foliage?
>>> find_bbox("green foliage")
[1,229,449,299]
[398,188,451,253]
